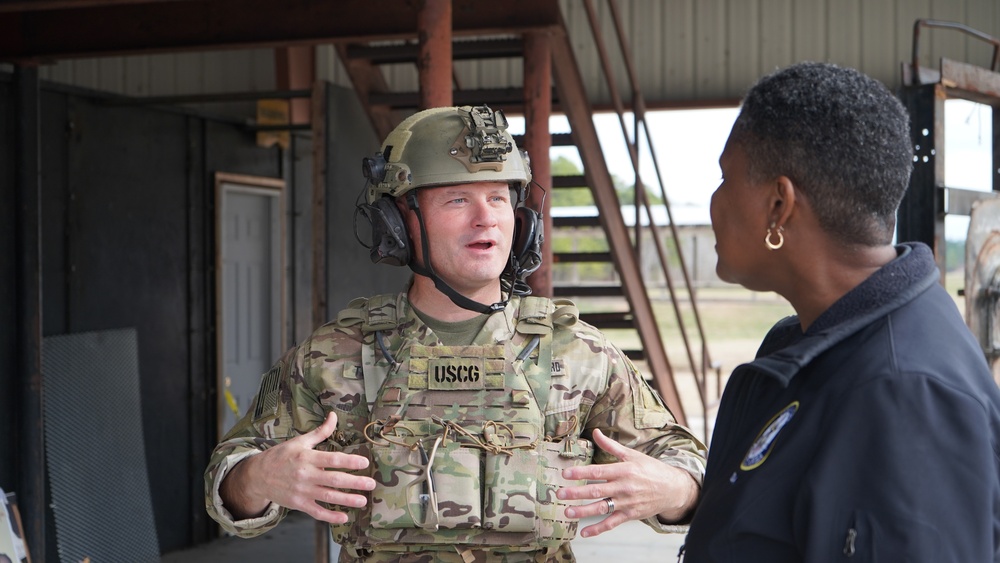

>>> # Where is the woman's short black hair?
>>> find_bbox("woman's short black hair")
[730,62,913,246]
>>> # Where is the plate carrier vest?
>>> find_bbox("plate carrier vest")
[330,294,594,560]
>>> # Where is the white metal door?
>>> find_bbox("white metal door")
[217,175,284,438]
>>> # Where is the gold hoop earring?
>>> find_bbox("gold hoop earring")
[765,223,784,250]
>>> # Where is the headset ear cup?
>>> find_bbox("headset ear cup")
[512,206,542,278]
[365,197,410,266]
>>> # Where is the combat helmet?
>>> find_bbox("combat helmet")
[355,105,543,314]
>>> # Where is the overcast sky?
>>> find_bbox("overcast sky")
[511,100,993,242]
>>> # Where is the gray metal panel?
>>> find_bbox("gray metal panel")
[40,89,70,336]
[63,95,195,553]
[42,328,160,563]
[35,86,285,552]
[290,132,315,343]
[326,85,406,312]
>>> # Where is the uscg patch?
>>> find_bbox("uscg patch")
[740,401,798,471]
[428,357,485,390]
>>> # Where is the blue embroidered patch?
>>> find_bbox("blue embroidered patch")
[740,401,799,471]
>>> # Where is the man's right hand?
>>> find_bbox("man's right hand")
[219,411,376,524]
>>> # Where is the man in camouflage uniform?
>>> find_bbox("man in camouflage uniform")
[205,105,705,562]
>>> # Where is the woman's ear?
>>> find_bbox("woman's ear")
[769,175,797,228]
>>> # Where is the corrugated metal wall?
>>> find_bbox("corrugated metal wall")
[28,0,1000,109]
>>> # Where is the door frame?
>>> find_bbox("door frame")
[213,172,287,438]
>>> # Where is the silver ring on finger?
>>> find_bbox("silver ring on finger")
[603,497,615,515]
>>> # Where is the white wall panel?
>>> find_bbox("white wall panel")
[826,0,863,71]
[792,0,829,64]
[661,0,697,99]
[861,0,897,84]
[40,49,275,98]
[760,0,793,76]
[727,0,761,95]
[962,0,998,71]
[901,0,935,69]
[694,0,728,98]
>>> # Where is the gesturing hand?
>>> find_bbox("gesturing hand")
[221,411,376,524]
[556,429,699,538]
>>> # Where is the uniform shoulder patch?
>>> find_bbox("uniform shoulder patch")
[253,364,282,422]
[740,401,798,471]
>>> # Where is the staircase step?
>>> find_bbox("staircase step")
[553,285,624,298]
[579,311,634,329]
[623,349,646,361]
[551,174,587,188]
[553,251,613,263]
[552,215,601,228]
[511,132,575,147]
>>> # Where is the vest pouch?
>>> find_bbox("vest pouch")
[431,441,483,529]
[369,443,423,529]
[536,438,594,543]
[483,448,539,532]
[329,441,370,544]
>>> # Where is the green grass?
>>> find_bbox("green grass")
[577,285,795,352]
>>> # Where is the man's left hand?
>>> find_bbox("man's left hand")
[556,429,699,538]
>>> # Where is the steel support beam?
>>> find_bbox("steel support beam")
[549,23,684,425]
[417,0,452,109]
[523,31,552,297]
[275,46,314,125]
[0,0,561,62]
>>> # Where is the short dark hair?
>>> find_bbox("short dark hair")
[730,62,913,246]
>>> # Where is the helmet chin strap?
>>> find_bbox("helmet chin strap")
[405,192,510,315]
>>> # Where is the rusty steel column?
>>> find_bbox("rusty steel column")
[275,45,315,125]
[417,0,452,109]
[523,31,553,297]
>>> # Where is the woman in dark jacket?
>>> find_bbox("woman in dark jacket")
[683,61,1000,562]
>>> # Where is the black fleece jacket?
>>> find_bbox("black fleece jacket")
[683,243,1000,562]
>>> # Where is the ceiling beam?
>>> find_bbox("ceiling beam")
[0,0,560,62]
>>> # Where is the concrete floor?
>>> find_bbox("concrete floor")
[161,511,687,562]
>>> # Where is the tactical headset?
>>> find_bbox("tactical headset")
[353,105,543,313]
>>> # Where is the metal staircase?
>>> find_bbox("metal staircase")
[336,0,717,429]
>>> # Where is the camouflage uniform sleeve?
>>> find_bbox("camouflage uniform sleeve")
[204,338,324,538]
[583,331,707,534]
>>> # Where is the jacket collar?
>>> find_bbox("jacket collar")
[744,242,941,386]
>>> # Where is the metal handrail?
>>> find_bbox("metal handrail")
[581,0,717,441]
[911,19,1000,84]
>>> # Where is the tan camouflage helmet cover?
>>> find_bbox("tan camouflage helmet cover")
[364,105,532,204]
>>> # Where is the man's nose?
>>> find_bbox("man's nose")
[472,199,499,227]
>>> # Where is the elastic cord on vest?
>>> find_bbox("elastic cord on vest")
[406,191,510,315]
[375,330,397,366]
